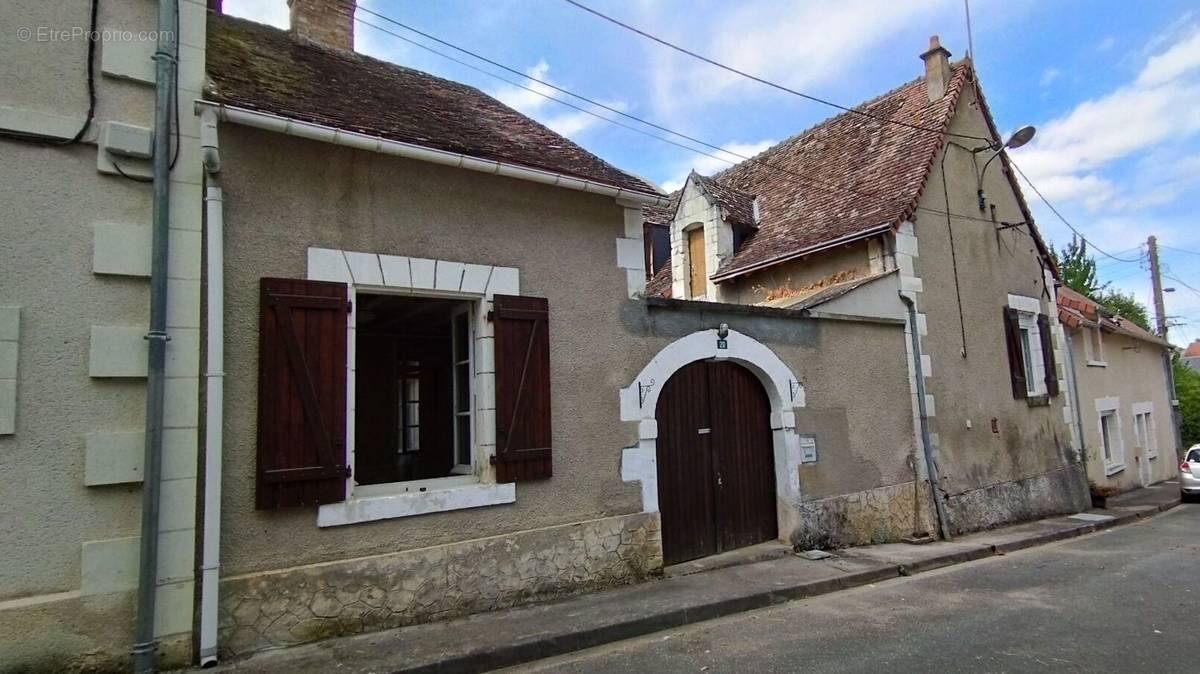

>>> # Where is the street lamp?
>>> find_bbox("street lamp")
[976,125,1036,211]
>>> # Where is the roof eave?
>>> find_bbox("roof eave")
[196,100,670,207]
[710,222,894,283]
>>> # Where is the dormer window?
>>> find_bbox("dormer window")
[687,226,707,299]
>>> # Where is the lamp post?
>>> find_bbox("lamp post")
[976,125,1036,211]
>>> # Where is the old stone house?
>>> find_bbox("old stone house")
[643,37,1090,542]
[1057,287,1178,491]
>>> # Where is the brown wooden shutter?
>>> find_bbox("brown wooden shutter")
[256,278,350,509]
[492,294,552,481]
[1037,313,1060,397]
[1002,306,1028,399]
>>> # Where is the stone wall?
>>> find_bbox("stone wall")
[789,480,935,550]
[218,512,662,657]
[943,462,1089,536]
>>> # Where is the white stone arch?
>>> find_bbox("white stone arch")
[619,329,806,531]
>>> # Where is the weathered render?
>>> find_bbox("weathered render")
[0,0,207,670]
[1059,288,1177,491]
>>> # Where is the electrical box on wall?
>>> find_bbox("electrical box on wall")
[799,435,818,463]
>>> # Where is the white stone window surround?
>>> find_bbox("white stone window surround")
[618,328,807,539]
[1132,401,1157,459]
[1095,396,1124,476]
[1007,294,1047,397]
[305,247,519,527]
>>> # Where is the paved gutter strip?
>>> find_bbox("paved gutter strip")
[204,496,1180,674]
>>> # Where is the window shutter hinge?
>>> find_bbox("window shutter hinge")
[347,300,353,313]
[486,310,494,322]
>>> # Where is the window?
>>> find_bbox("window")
[687,227,707,299]
[644,224,670,277]
[1019,326,1037,395]
[451,306,473,473]
[354,293,472,486]
[1086,326,1105,366]
[1133,403,1156,459]
[1002,298,1058,400]
[1096,397,1124,475]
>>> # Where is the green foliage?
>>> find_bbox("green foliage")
[1052,235,1103,297]
[1174,357,1200,448]
[1094,290,1152,332]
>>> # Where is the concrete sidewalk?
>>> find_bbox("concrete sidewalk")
[203,485,1180,674]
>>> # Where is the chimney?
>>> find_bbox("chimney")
[919,35,952,102]
[289,0,357,52]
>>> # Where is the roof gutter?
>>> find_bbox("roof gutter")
[194,101,670,207]
[710,222,894,283]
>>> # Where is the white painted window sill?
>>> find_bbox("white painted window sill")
[1086,360,1108,368]
[317,481,515,527]
[1104,462,1125,477]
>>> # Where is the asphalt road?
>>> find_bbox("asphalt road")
[509,504,1200,673]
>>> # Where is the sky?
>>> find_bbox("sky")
[226,0,1200,346]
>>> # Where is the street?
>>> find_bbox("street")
[510,504,1200,673]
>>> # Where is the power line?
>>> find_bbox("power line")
[1007,159,1143,263]
[1161,244,1200,256]
[559,0,993,143]
[353,12,1020,230]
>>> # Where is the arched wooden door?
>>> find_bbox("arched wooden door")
[655,360,777,565]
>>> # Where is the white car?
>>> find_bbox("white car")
[1182,446,1200,503]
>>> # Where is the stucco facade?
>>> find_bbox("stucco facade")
[0,0,207,670]
[904,82,1088,531]
[1065,328,1176,490]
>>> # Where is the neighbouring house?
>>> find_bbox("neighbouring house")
[644,36,1089,539]
[1057,287,1178,490]
[0,0,209,670]
[1183,339,1200,372]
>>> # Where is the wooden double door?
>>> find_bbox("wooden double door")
[655,360,778,565]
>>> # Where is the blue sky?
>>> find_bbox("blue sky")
[227,0,1200,345]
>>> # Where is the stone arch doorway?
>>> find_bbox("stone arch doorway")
[655,359,777,565]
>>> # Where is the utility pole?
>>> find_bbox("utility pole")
[1148,234,1184,459]
[1148,235,1168,337]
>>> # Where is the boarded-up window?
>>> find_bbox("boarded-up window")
[688,228,707,298]
[257,278,350,509]
[492,294,552,482]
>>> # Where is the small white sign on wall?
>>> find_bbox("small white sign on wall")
[799,435,818,463]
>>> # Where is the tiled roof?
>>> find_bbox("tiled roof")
[1057,286,1170,348]
[1184,340,1200,358]
[204,14,659,196]
[645,262,673,298]
[707,63,974,280]
[693,173,756,229]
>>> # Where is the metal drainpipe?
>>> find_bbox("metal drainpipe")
[899,291,952,540]
[134,1,178,671]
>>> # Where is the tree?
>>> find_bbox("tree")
[1093,290,1152,332]
[1174,356,1200,448]
[1053,235,1103,297]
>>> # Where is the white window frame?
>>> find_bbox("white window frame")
[304,248,519,527]
[1132,401,1156,459]
[1084,325,1106,367]
[1096,396,1124,475]
[450,303,475,475]
[1007,294,1046,397]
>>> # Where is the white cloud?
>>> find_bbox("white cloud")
[1016,23,1200,211]
[659,139,777,192]
[1097,36,1116,51]
[1040,67,1061,87]
[492,60,627,139]
[639,0,953,119]
[223,0,289,28]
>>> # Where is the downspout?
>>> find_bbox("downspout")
[198,108,223,667]
[1062,323,1087,462]
[899,291,952,540]
[134,1,178,672]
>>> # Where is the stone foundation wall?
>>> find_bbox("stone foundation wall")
[218,512,662,657]
[943,462,1089,536]
[788,480,934,550]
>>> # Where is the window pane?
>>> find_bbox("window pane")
[454,311,469,361]
[1019,328,1036,392]
[455,414,471,466]
[1101,414,1112,461]
[455,363,469,412]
